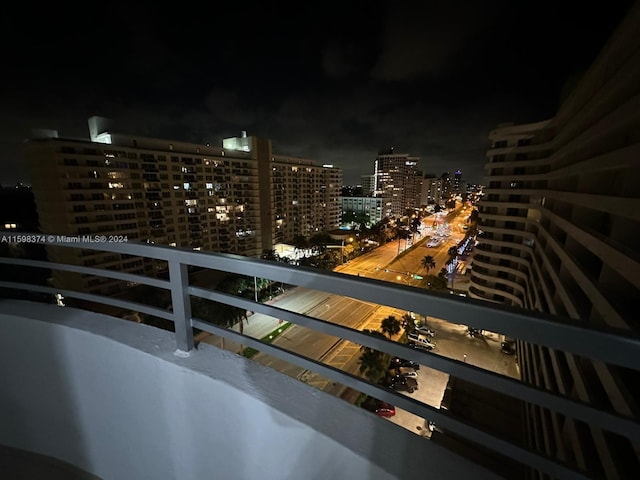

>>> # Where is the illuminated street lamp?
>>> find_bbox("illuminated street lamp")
[342,236,353,264]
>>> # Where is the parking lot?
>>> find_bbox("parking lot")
[383,316,520,436]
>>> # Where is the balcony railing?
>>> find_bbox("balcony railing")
[1,237,639,479]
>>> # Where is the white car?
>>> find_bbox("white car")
[415,326,435,337]
[407,332,436,348]
[426,238,442,248]
[396,367,418,378]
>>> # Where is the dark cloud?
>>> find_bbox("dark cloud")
[0,1,636,187]
[372,2,488,81]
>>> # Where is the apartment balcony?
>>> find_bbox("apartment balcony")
[1,240,639,480]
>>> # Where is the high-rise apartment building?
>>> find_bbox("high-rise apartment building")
[360,174,375,196]
[439,171,453,200]
[452,170,463,197]
[470,3,640,477]
[269,154,342,245]
[420,174,441,206]
[374,148,422,217]
[25,117,341,294]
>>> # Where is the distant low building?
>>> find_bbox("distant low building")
[340,196,383,227]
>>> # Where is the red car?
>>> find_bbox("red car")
[361,396,396,417]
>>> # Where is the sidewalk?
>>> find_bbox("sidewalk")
[194,287,297,348]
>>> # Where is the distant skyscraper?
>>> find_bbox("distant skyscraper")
[453,170,462,196]
[360,174,375,196]
[471,3,640,476]
[420,174,440,206]
[374,148,422,217]
[439,172,453,200]
[25,117,341,294]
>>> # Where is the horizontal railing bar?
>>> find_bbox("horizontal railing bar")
[191,317,588,480]
[0,257,171,290]
[0,281,175,322]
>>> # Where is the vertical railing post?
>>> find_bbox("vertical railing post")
[168,258,195,354]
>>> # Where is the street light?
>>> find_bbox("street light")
[341,236,353,264]
[447,261,457,291]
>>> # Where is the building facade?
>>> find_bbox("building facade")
[25,117,341,294]
[360,174,375,196]
[420,174,441,206]
[470,3,640,477]
[269,155,342,245]
[374,148,422,218]
[340,196,383,227]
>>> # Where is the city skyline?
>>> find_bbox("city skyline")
[1,1,635,187]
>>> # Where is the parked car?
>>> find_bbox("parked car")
[389,357,420,370]
[387,374,418,394]
[407,332,436,348]
[361,396,396,417]
[467,327,482,338]
[501,341,515,355]
[415,326,436,337]
[395,367,418,378]
[408,341,435,352]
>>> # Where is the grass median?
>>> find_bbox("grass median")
[242,322,292,358]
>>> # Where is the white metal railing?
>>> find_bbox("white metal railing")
[1,236,639,479]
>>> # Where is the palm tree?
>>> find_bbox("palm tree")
[358,349,389,383]
[290,234,308,258]
[402,313,416,331]
[358,329,390,383]
[421,255,436,274]
[380,315,401,339]
[309,232,332,254]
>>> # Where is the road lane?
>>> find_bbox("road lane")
[251,294,380,377]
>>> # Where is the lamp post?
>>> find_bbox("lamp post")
[342,236,353,264]
[447,259,457,292]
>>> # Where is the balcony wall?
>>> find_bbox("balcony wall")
[0,299,493,480]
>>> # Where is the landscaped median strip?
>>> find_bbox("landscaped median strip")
[242,322,292,358]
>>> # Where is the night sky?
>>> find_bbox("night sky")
[1,1,635,186]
